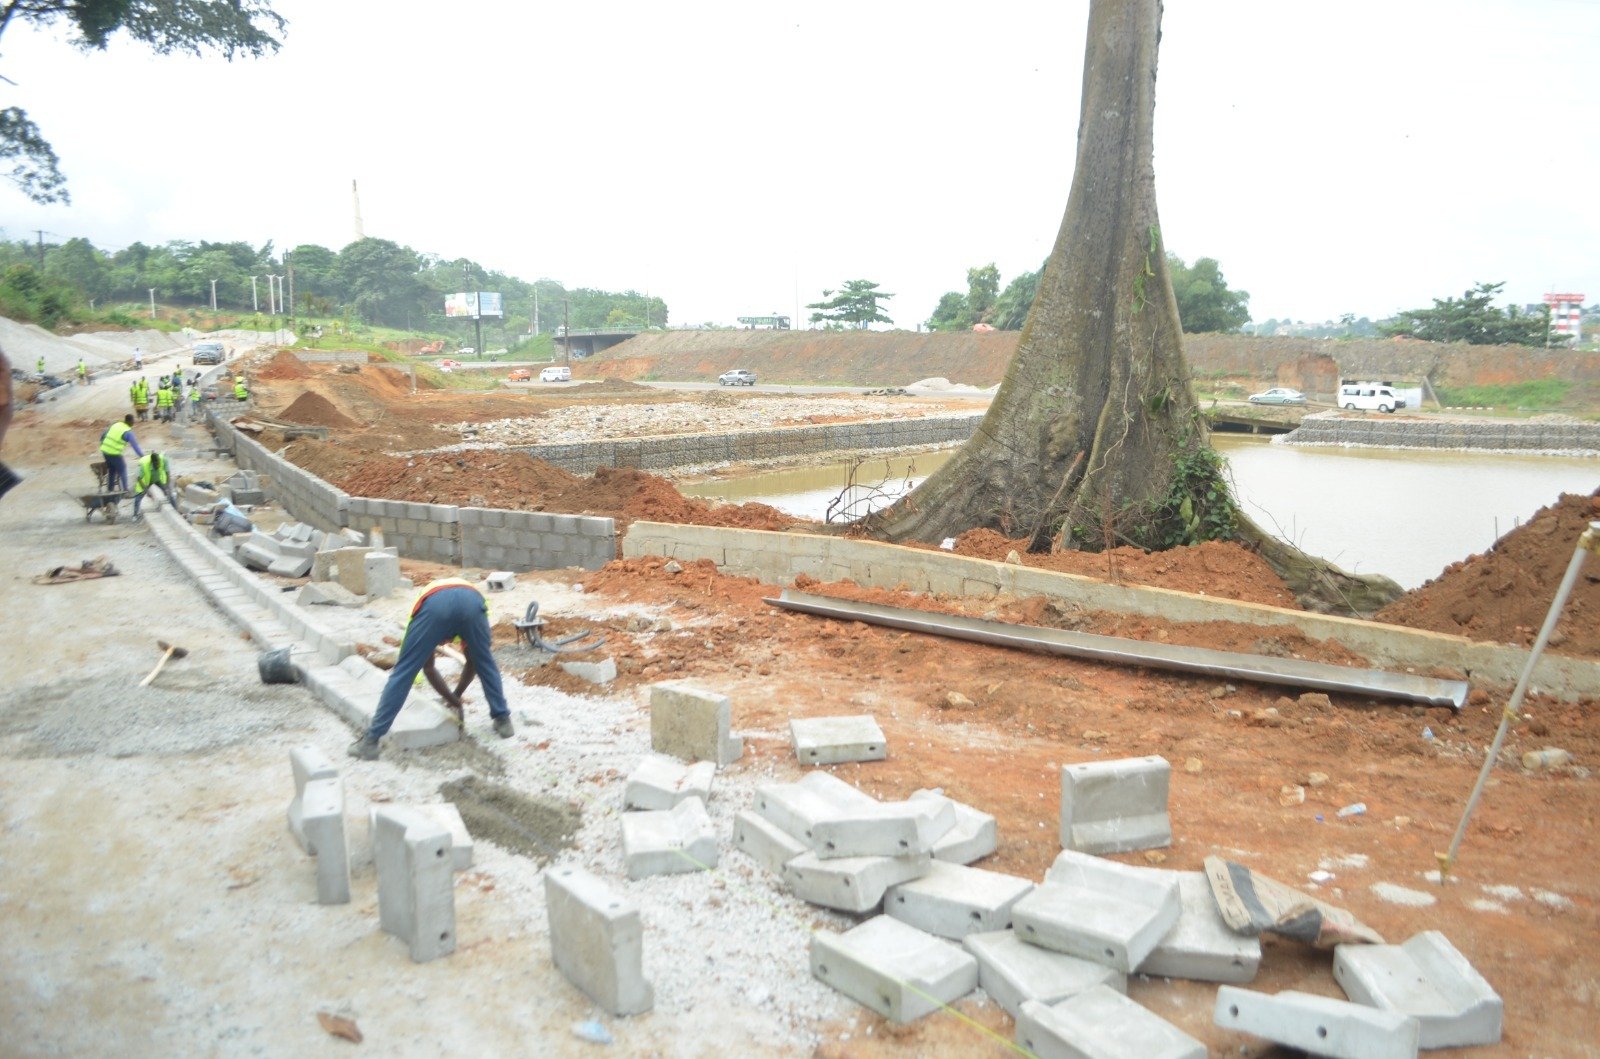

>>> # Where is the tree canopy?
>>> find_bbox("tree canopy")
[1167,254,1250,333]
[927,264,1002,331]
[1382,281,1549,346]
[0,0,286,202]
[808,280,894,329]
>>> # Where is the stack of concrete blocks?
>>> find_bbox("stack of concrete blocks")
[545,865,654,1016]
[222,469,265,506]
[1020,984,1206,1059]
[962,930,1127,1021]
[789,715,887,765]
[1012,849,1182,974]
[285,746,349,905]
[346,497,461,566]
[367,803,474,871]
[648,681,743,766]
[372,807,456,963]
[458,507,618,572]
[1214,986,1420,1059]
[1333,931,1503,1048]
[1059,755,1171,855]
[810,915,979,1024]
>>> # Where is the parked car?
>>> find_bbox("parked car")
[192,341,225,366]
[507,368,532,382]
[718,368,757,386]
[1338,383,1405,413]
[1247,387,1306,405]
[539,365,572,382]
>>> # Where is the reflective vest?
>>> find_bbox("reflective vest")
[135,380,148,403]
[233,382,248,400]
[77,362,86,377]
[129,384,140,405]
[190,388,200,403]
[100,421,133,456]
[404,578,486,645]
[157,386,175,408]
[135,454,169,491]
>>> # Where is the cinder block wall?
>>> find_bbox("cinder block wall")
[346,497,462,564]
[1286,416,1600,452]
[459,507,616,571]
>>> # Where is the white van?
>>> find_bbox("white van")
[539,365,571,383]
[1338,382,1406,413]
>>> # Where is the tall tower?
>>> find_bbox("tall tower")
[352,179,365,242]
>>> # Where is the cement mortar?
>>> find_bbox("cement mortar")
[438,776,582,864]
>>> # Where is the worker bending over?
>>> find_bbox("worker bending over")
[348,577,514,760]
[98,414,143,492]
[131,451,176,520]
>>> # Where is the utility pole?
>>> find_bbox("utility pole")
[148,288,156,320]
[251,276,260,312]
[563,300,570,368]
[462,262,482,358]
[533,289,539,336]
[33,230,47,266]
[210,279,218,311]
[287,258,295,331]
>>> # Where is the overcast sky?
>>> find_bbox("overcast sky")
[2,0,1595,329]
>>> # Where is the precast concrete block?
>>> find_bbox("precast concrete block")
[545,864,654,1016]
[1214,986,1419,1059]
[310,549,337,582]
[783,851,930,914]
[485,571,516,591]
[731,809,807,875]
[229,488,266,506]
[1333,931,1502,1048]
[1059,755,1171,855]
[237,539,279,572]
[297,582,364,607]
[1013,852,1181,972]
[1138,870,1262,984]
[268,555,313,578]
[621,797,718,879]
[649,680,742,765]
[885,860,1033,939]
[363,552,401,598]
[910,788,998,865]
[963,929,1125,1021]
[811,796,956,859]
[286,745,338,852]
[1018,985,1205,1059]
[753,770,879,845]
[810,915,978,1024]
[622,755,715,812]
[560,657,617,685]
[367,803,473,871]
[275,538,319,559]
[372,807,456,963]
[300,778,350,905]
[333,546,369,595]
[790,714,887,765]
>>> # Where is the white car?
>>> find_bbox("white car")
[1247,387,1306,405]
[539,366,571,382]
[718,368,757,386]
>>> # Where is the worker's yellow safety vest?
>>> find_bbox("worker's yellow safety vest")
[135,454,168,491]
[233,383,248,400]
[157,387,175,407]
[100,421,133,456]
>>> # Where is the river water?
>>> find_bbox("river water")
[680,438,1600,589]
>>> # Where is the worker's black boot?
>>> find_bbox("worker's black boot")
[347,734,380,760]
[493,716,514,739]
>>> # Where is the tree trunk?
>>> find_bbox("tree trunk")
[864,0,1202,552]
[859,0,1404,616]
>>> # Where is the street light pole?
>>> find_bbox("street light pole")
[148,288,156,320]
[563,300,570,368]
[210,279,218,312]
[251,276,260,313]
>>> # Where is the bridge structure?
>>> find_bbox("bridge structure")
[553,326,645,358]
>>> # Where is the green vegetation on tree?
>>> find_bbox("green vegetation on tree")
[0,0,285,203]
[808,280,894,329]
[927,264,1002,331]
[1167,255,1250,333]
[1383,281,1550,347]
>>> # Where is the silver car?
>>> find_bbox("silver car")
[718,369,757,386]
[1248,387,1306,405]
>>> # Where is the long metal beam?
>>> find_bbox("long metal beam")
[767,589,1469,710]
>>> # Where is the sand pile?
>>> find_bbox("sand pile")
[278,391,358,429]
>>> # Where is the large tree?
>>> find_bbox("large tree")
[1383,281,1548,347]
[808,279,894,329]
[1169,254,1250,333]
[863,0,1398,614]
[0,0,285,203]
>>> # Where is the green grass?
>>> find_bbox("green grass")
[1434,379,1572,409]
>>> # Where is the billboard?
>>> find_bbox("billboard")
[444,292,505,318]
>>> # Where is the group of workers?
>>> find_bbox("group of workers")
[96,414,174,518]
[129,374,203,422]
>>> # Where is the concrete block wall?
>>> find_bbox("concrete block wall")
[459,507,616,571]
[1285,415,1600,453]
[621,520,1600,700]
[347,497,462,565]
[290,351,369,364]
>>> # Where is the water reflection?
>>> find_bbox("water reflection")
[679,438,1598,588]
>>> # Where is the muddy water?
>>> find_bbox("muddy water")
[680,439,1599,589]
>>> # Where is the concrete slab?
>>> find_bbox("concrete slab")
[790,715,887,765]
[885,860,1032,939]
[963,929,1125,1021]
[332,546,369,594]
[910,788,997,865]
[753,770,879,846]
[1060,755,1172,855]
[1011,852,1180,973]
[783,851,930,914]
[363,552,401,598]
[560,656,617,685]
[236,539,279,572]
[286,745,337,853]
[1334,931,1503,1048]
[297,582,364,608]
[544,865,654,1016]
[622,755,715,812]
[268,555,313,578]
[732,810,808,876]
[299,777,349,905]
[621,797,718,879]
[1215,986,1419,1059]
[811,796,956,860]
[1138,870,1261,984]
[367,803,473,871]
[811,915,978,1024]
[1019,984,1205,1059]
[649,680,742,766]
[372,808,455,963]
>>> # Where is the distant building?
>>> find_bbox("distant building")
[1543,292,1584,345]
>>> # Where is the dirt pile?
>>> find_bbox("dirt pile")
[254,350,312,381]
[278,391,359,429]
[1377,490,1600,656]
[947,528,1300,609]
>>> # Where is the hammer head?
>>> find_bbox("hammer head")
[157,639,189,659]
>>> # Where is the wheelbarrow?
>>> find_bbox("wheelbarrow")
[71,489,131,523]
[512,600,606,653]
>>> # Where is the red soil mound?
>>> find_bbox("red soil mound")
[255,350,311,381]
[279,391,358,429]
[1377,490,1600,656]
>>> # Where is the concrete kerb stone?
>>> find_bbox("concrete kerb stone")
[1214,986,1420,1059]
[1060,755,1172,855]
[909,789,998,865]
[545,864,654,1016]
[1138,870,1262,984]
[1019,985,1206,1059]
[649,680,743,765]
[783,851,931,914]
[1332,931,1503,1048]
[372,807,456,964]
[286,745,337,852]
[810,796,956,860]
[884,860,1033,939]
[810,915,978,1024]
[623,755,715,812]
[731,810,808,876]
[560,656,617,685]
[963,929,1125,1022]
[366,803,474,872]
[754,770,879,847]
[790,715,887,765]
[299,778,350,905]
[620,797,719,879]
[1010,850,1182,973]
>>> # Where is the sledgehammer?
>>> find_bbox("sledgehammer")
[139,639,189,687]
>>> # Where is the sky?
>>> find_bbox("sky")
[2,0,1596,329]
